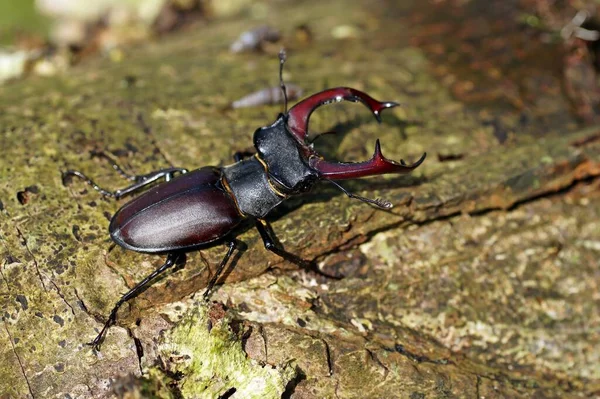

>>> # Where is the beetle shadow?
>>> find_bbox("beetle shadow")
[310,112,422,154]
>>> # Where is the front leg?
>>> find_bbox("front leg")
[233,150,255,162]
[62,167,188,200]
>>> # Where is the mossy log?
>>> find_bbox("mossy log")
[1,0,599,397]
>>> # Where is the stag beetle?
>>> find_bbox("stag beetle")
[63,52,426,349]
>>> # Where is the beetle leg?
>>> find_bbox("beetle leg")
[325,179,393,209]
[88,252,184,350]
[88,150,138,181]
[202,240,238,300]
[255,219,313,269]
[62,167,188,200]
[233,151,255,162]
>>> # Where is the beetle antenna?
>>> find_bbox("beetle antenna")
[325,179,393,209]
[279,48,288,113]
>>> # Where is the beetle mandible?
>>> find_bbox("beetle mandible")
[63,52,426,349]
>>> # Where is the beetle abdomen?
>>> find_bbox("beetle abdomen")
[109,167,243,253]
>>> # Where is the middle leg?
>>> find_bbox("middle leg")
[202,240,239,300]
[255,219,313,269]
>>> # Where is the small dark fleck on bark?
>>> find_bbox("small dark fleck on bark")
[15,295,28,310]
[54,363,65,372]
[571,132,600,147]
[72,225,82,242]
[296,318,306,327]
[237,302,251,313]
[26,185,39,194]
[16,191,29,205]
[16,186,41,205]
[53,315,65,327]
[5,255,20,264]
[125,142,139,153]
[437,153,465,162]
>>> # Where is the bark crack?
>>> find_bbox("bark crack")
[366,348,389,378]
[314,172,600,267]
[15,227,47,292]
[74,288,95,320]
[258,325,268,363]
[49,280,75,316]
[322,338,334,376]
[3,318,35,399]
[0,259,11,293]
[392,343,451,365]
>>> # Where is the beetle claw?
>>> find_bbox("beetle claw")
[374,198,393,209]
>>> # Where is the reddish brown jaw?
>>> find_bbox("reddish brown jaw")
[286,87,398,143]
[285,87,425,180]
[309,139,426,180]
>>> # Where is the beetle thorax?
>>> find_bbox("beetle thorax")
[253,116,319,195]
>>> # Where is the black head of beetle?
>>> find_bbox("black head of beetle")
[253,116,319,195]
[252,85,426,199]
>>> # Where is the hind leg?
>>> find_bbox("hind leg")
[88,252,185,350]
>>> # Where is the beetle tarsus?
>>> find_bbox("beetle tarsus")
[62,170,116,198]
[326,179,393,209]
[256,219,342,279]
[202,240,238,301]
[87,253,183,350]
[90,150,138,181]
[87,306,120,351]
[63,167,188,199]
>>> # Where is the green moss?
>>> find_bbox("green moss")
[158,305,297,398]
